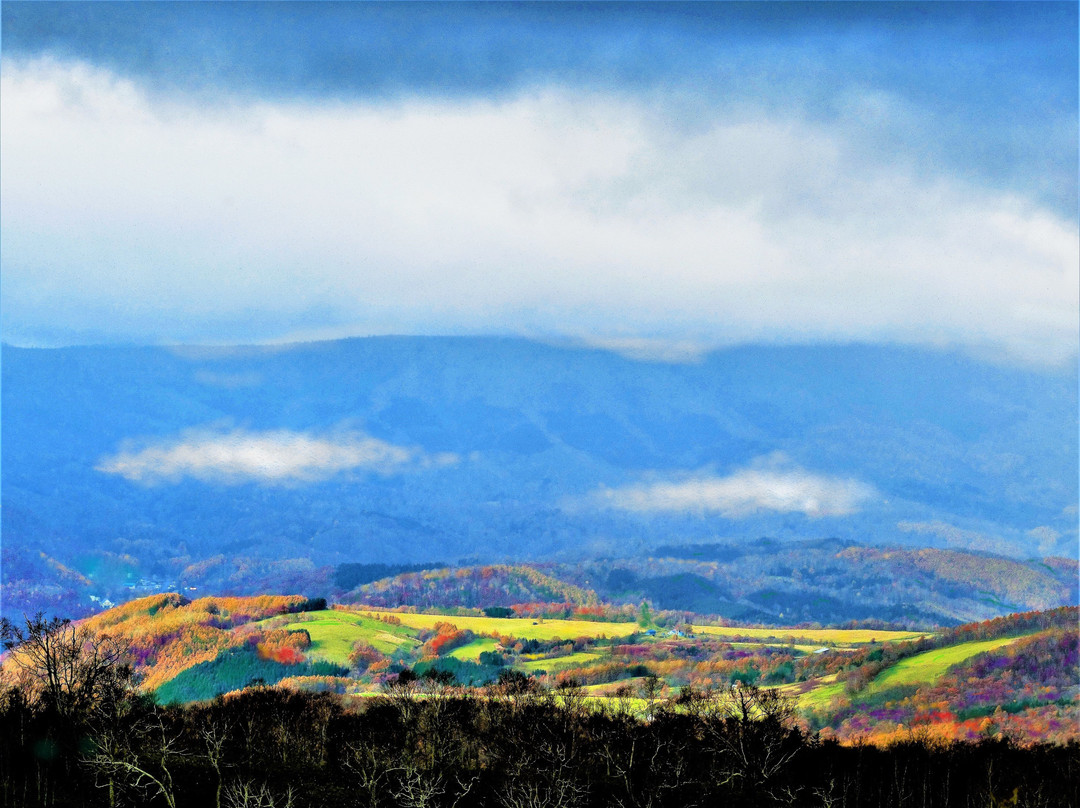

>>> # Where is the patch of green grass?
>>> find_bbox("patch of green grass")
[447,638,499,660]
[730,642,833,654]
[366,610,641,642]
[154,647,347,704]
[276,610,421,664]
[353,609,927,647]
[793,677,846,710]
[693,625,930,646]
[792,636,1028,712]
[866,636,1023,694]
[521,652,602,672]
[582,677,648,696]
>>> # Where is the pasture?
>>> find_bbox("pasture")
[786,676,846,710]
[245,606,1039,727]
[693,625,930,646]
[364,609,642,641]
[276,610,420,664]
[447,638,500,660]
[521,652,603,672]
[789,635,1029,710]
[865,635,1024,694]
[356,609,927,647]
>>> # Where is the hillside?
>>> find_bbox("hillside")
[5,600,1077,808]
[16,592,1074,747]
[3,337,1076,621]
[7,542,1075,632]
[341,563,601,611]
[798,611,1080,745]
[564,540,1078,625]
[341,547,1076,627]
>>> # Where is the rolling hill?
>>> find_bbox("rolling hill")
[8,592,1073,747]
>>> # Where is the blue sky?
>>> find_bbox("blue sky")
[2,2,1077,363]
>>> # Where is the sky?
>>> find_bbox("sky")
[2,2,1077,365]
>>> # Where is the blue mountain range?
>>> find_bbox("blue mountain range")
[2,337,1076,619]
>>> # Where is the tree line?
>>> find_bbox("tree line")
[2,614,1076,808]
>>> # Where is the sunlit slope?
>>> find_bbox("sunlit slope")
[694,625,929,646]
[793,634,1033,710]
[29,593,1071,746]
[866,636,1024,693]
[448,638,499,660]
[361,609,642,641]
[276,611,422,664]
[357,607,929,646]
[81,593,312,690]
[521,652,602,672]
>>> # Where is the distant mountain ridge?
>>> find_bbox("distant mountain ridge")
[2,337,1076,620]
[342,563,601,612]
[335,544,1076,628]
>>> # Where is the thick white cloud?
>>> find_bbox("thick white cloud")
[595,468,875,518]
[96,427,457,484]
[3,58,1077,363]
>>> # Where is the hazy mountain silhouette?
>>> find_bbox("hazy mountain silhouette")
[2,337,1075,618]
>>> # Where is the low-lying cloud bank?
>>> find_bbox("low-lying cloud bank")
[96,427,457,485]
[595,467,875,518]
[896,519,1071,559]
[3,59,1077,364]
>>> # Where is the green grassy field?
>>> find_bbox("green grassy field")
[865,636,1023,694]
[447,638,500,660]
[693,625,930,646]
[276,611,421,664]
[265,607,1006,712]
[365,609,642,641]
[582,676,649,696]
[730,641,838,654]
[521,652,602,672]
[790,635,1027,710]
[787,676,845,710]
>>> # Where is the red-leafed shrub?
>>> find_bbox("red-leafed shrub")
[348,642,386,673]
[272,646,306,665]
[421,627,475,657]
[256,628,310,664]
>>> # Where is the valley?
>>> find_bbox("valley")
[3,4,1076,804]
[4,338,1076,625]
[54,587,1077,747]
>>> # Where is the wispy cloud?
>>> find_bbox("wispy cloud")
[96,427,457,485]
[897,520,1035,558]
[193,370,262,389]
[594,467,875,518]
[572,336,711,364]
[1026,526,1067,558]
[2,59,1076,363]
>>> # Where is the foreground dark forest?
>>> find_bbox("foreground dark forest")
[3,619,1077,808]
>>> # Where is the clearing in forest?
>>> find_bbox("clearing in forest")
[521,652,603,672]
[865,635,1025,694]
[364,609,641,641]
[792,635,1030,710]
[447,638,500,660]
[277,610,421,664]
[693,625,930,646]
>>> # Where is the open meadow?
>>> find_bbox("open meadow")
[24,593,1068,748]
